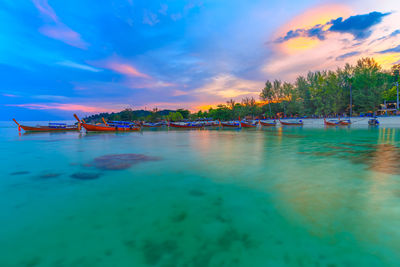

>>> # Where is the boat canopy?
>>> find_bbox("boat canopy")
[108,121,134,124]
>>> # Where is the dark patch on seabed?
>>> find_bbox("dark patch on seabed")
[70,172,101,180]
[92,153,161,170]
[10,171,30,175]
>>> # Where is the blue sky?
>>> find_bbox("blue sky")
[1,0,400,120]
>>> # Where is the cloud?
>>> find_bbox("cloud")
[390,29,400,37]
[276,11,390,43]
[39,25,88,49]
[336,51,361,61]
[193,74,262,99]
[33,0,88,49]
[159,4,168,15]
[143,10,159,26]
[105,62,150,78]
[2,93,19,98]
[32,0,58,22]
[329,12,390,39]
[57,61,102,72]
[8,103,116,113]
[378,45,400,54]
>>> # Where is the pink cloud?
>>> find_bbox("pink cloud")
[39,25,88,49]
[33,0,88,49]
[2,93,19,97]
[32,0,59,22]
[106,62,150,78]
[9,103,116,113]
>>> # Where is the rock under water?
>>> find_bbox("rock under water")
[92,153,161,170]
[10,171,30,176]
[70,172,101,180]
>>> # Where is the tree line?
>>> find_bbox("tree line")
[85,58,399,122]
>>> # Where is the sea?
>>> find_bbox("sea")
[1,119,400,266]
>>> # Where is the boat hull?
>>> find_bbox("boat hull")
[221,123,239,127]
[20,125,78,132]
[280,121,303,126]
[324,119,339,126]
[260,121,276,127]
[240,122,257,128]
[81,123,140,132]
[169,123,204,129]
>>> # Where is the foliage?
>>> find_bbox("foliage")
[84,57,396,122]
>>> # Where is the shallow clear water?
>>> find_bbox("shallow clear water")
[1,121,400,266]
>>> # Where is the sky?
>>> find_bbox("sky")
[1,0,400,120]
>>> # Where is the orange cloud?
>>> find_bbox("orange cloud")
[193,74,262,99]
[374,53,400,69]
[106,62,150,78]
[9,103,117,113]
[275,4,353,54]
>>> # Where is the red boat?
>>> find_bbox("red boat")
[221,122,239,127]
[13,119,78,132]
[324,118,340,126]
[142,122,164,128]
[74,114,140,132]
[240,121,257,128]
[169,122,204,129]
[260,120,276,126]
[279,119,303,126]
[339,119,351,125]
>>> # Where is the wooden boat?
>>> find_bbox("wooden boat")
[204,121,220,127]
[12,119,78,132]
[339,119,351,125]
[240,121,257,128]
[142,122,163,128]
[169,122,204,128]
[260,120,276,126]
[324,118,340,126]
[279,119,303,126]
[368,118,379,126]
[221,122,240,127]
[73,114,140,132]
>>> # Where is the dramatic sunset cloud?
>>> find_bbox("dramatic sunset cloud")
[1,0,400,119]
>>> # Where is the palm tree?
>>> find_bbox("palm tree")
[260,80,273,117]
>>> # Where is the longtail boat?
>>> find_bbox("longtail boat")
[73,114,140,132]
[12,119,78,132]
[368,118,379,126]
[142,122,164,128]
[279,119,303,126]
[204,121,220,127]
[338,119,351,125]
[240,121,257,128]
[221,121,240,127]
[169,122,204,129]
[324,118,340,126]
[260,120,276,126]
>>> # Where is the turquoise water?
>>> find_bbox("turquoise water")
[1,122,400,266]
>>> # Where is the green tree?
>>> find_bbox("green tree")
[260,80,274,117]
